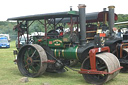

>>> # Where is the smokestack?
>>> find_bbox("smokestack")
[103,8,106,11]
[78,4,86,46]
[70,6,72,11]
[108,6,115,36]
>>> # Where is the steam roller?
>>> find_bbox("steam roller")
[8,4,122,85]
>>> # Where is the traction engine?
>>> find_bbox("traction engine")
[8,4,122,84]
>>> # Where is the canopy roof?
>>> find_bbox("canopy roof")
[55,11,118,23]
[7,11,79,21]
[7,11,118,23]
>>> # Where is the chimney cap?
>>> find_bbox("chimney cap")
[78,4,86,8]
[108,6,115,9]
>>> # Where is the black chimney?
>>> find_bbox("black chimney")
[70,6,72,11]
[108,6,115,36]
[78,4,86,46]
[103,8,106,11]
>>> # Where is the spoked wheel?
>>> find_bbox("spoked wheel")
[81,52,120,84]
[17,44,47,77]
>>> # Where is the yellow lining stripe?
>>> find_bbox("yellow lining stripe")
[54,49,56,57]
[75,46,79,60]
[62,49,64,57]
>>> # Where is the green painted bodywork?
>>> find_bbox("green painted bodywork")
[32,31,79,60]
[32,36,47,45]
[48,39,64,48]
[62,33,71,43]
[52,46,78,59]
[32,33,79,60]
[68,11,78,15]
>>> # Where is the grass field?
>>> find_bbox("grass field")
[0,41,128,85]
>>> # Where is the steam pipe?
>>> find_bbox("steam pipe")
[108,6,115,36]
[78,4,86,46]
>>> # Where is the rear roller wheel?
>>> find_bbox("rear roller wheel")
[17,44,47,77]
[81,52,120,84]
[120,48,128,72]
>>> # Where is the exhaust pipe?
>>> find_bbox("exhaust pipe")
[108,6,115,36]
[78,4,86,46]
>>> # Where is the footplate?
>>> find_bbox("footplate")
[79,66,123,74]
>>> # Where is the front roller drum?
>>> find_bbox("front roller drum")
[81,52,120,84]
[17,44,47,77]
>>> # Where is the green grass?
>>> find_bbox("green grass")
[0,41,128,85]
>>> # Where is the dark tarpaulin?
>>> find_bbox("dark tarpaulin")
[54,11,118,23]
[7,11,79,21]
[87,11,118,23]
[7,11,118,23]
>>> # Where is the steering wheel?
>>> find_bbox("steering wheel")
[47,30,59,38]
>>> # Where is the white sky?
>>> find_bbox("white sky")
[0,0,127,21]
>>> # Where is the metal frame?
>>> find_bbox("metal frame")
[15,16,78,48]
[116,43,128,58]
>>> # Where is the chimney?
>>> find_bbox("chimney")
[103,8,106,11]
[108,6,115,36]
[70,6,72,11]
[78,4,86,46]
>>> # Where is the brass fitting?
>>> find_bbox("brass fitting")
[108,6,115,9]
[78,4,86,8]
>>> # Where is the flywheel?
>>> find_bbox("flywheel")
[17,44,47,77]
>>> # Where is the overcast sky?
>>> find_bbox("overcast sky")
[0,0,127,21]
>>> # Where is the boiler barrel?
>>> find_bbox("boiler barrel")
[52,46,79,59]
